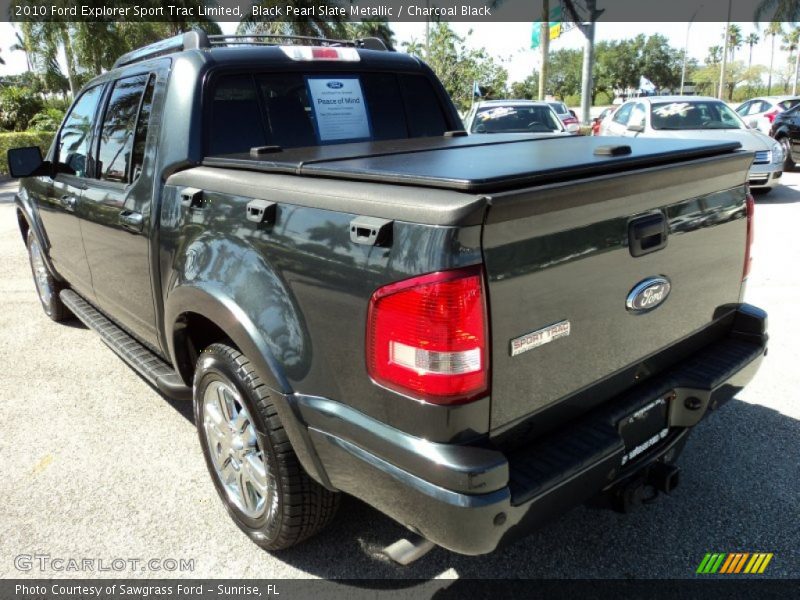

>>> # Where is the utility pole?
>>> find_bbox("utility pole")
[680,7,701,95]
[538,0,549,100]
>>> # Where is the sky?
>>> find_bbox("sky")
[0,20,793,84]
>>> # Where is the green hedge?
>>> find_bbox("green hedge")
[0,131,55,176]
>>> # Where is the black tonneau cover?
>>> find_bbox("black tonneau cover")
[203,135,743,194]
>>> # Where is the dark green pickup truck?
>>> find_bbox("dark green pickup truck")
[9,31,767,563]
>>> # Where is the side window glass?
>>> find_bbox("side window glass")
[736,101,750,115]
[629,104,646,127]
[97,74,149,183]
[130,75,156,181]
[613,103,633,125]
[58,85,103,177]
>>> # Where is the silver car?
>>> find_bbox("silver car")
[463,100,572,135]
[599,95,784,192]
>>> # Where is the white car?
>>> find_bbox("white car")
[598,95,784,192]
[463,100,572,135]
[736,95,800,135]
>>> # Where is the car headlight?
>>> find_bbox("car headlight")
[772,141,784,164]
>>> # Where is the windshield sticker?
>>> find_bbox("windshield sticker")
[306,77,371,143]
[478,107,517,121]
[653,103,692,117]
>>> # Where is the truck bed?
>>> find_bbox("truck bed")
[203,135,743,193]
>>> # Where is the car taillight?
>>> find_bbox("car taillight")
[743,192,755,281]
[366,266,489,405]
[765,109,779,123]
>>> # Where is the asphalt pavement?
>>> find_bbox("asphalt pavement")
[0,174,798,582]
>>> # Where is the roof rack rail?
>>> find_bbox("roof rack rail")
[207,34,388,51]
[113,29,210,68]
[112,29,389,69]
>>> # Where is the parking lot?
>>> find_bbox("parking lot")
[0,173,798,582]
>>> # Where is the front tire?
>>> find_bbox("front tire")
[779,136,795,171]
[193,343,339,551]
[26,231,71,322]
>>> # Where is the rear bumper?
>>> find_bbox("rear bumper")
[296,304,768,555]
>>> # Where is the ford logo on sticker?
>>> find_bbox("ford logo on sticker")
[626,277,671,313]
[327,81,344,89]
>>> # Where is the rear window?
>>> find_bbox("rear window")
[206,72,449,155]
[778,98,800,111]
[548,102,568,115]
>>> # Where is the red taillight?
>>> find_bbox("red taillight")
[765,109,779,123]
[743,192,755,280]
[311,47,340,60]
[366,266,489,405]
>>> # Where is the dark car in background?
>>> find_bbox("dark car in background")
[769,104,800,170]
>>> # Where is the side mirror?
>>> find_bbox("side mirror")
[627,124,645,133]
[7,146,49,178]
[566,123,580,133]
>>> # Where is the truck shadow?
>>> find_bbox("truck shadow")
[270,398,799,582]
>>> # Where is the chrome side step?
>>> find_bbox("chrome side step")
[59,290,191,401]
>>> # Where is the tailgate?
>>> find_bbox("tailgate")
[482,151,753,433]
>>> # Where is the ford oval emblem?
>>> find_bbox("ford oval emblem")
[626,277,671,313]
[327,81,344,89]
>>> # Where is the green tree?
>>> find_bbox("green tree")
[0,86,44,131]
[345,20,395,50]
[546,48,582,99]
[509,74,540,99]
[402,24,508,113]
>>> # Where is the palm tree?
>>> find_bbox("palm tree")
[10,31,32,71]
[784,28,800,94]
[746,32,760,69]
[764,21,784,94]
[725,24,743,61]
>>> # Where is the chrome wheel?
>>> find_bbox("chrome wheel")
[202,379,274,519]
[30,238,53,309]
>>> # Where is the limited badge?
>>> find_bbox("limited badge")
[510,320,571,357]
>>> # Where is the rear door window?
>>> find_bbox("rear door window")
[206,72,449,154]
[96,74,152,183]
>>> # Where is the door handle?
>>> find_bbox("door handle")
[119,210,144,233]
[60,195,77,211]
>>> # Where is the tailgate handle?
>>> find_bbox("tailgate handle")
[629,213,668,257]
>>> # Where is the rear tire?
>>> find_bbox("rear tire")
[26,231,71,322]
[194,343,339,550]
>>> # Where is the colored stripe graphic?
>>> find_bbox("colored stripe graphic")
[699,552,773,574]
